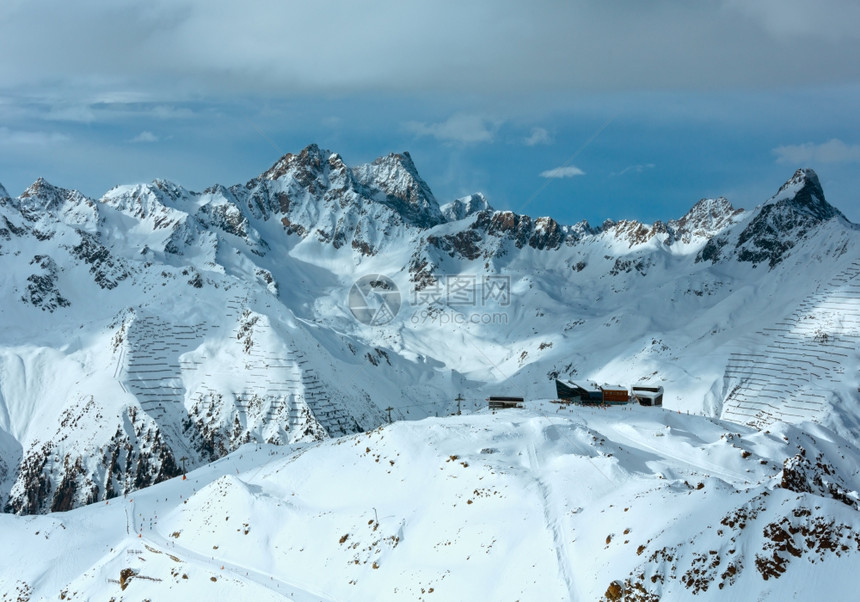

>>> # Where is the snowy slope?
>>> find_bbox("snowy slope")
[1,403,858,600]
[0,149,858,518]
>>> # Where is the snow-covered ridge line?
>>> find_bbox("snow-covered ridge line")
[0,150,857,519]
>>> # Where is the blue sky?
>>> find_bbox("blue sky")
[2,1,860,225]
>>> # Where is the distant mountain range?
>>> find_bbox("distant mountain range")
[1,146,858,514]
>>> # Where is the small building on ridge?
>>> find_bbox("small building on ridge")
[632,386,664,406]
[555,379,603,403]
[601,385,629,405]
[487,396,524,410]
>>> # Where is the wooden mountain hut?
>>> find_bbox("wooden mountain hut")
[601,385,629,405]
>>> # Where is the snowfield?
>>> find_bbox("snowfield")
[3,402,859,600]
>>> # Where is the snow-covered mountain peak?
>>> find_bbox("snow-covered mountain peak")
[678,196,739,223]
[149,178,196,204]
[441,193,493,222]
[600,218,655,244]
[249,146,447,232]
[19,178,78,208]
[261,143,330,182]
[691,170,851,268]
[714,168,850,268]
[352,151,444,228]
[766,168,844,223]
[13,178,96,228]
[601,197,744,250]
[20,176,52,196]
[773,167,821,200]
[100,182,192,226]
[670,196,744,239]
[0,182,9,200]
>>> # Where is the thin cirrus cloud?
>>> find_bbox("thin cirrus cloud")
[0,126,70,147]
[539,165,585,179]
[772,138,860,164]
[612,163,656,176]
[130,131,159,143]
[404,114,500,144]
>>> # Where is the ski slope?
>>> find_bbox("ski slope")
[2,402,859,600]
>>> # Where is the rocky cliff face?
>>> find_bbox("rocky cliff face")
[735,169,845,268]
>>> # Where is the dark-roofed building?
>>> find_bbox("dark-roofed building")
[487,396,524,409]
[555,379,603,403]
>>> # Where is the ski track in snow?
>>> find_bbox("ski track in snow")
[527,427,577,602]
[140,528,332,601]
[601,421,753,486]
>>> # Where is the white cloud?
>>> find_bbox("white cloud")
[772,139,860,164]
[612,163,655,176]
[524,127,551,146]
[147,105,196,120]
[404,114,500,144]
[130,131,159,143]
[0,127,70,147]
[540,165,585,179]
[12,96,198,127]
[44,104,98,123]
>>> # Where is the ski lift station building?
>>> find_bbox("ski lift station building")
[554,379,639,405]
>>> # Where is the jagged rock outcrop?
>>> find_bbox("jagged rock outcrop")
[604,197,744,249]
[5,405,183,514]
[779,445,859,510]
[69,231,130,290]
[472,211,566,250]
[21,255,70,311]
